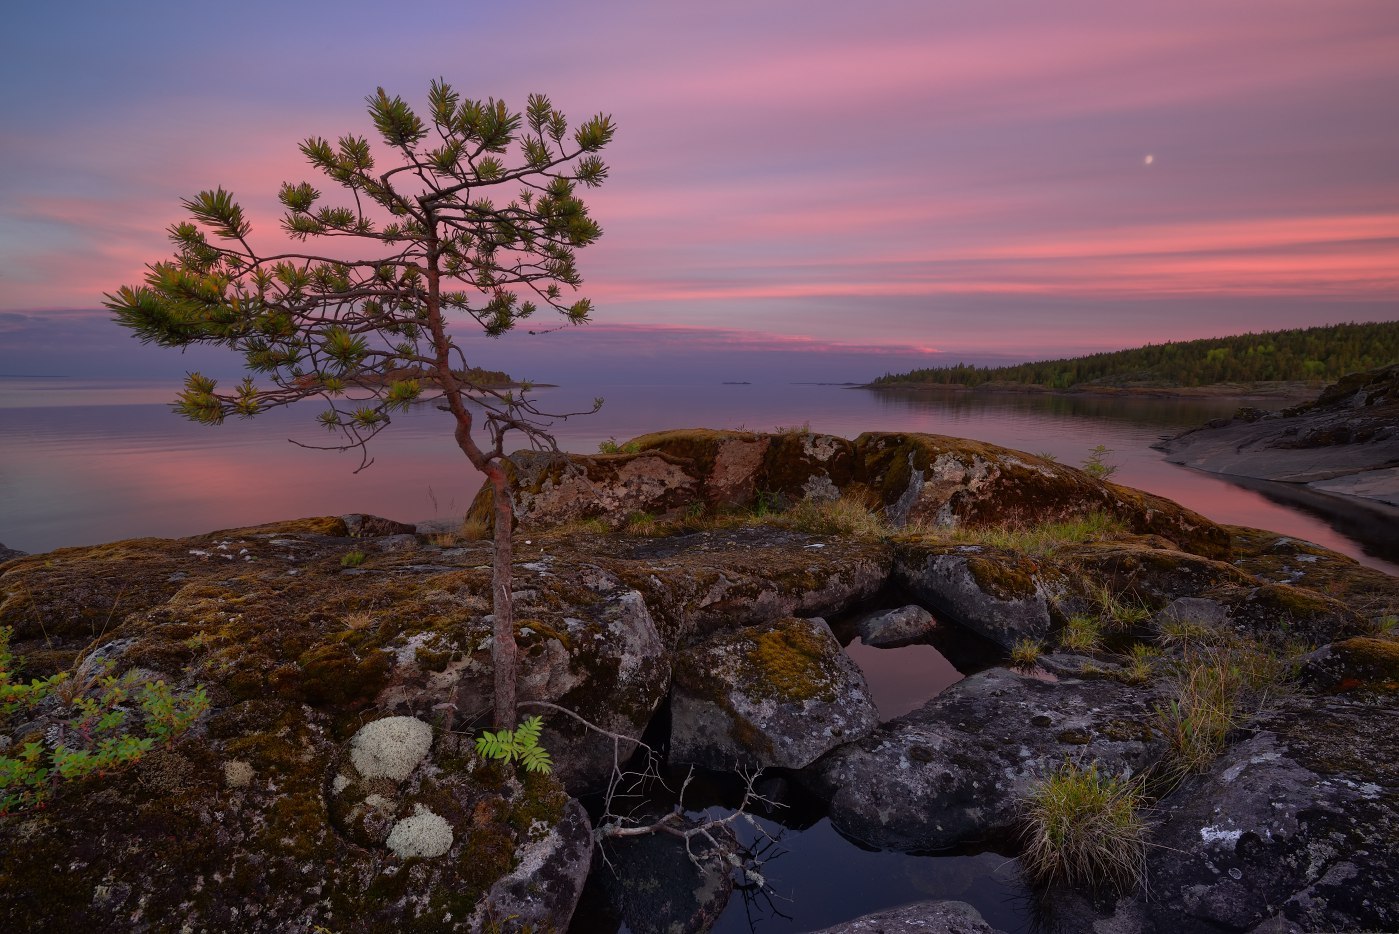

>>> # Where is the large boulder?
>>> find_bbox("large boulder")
[670,616,879,770]
[594,525,893,646]
[894,544,1062,651]
[854,432,1231,558]
[806,665,1169,851]
[469,429,1233,560]
[468,448,703,529]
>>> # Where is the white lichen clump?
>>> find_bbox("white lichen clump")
[386,804,455,858]
[223,760,254,788]
[349,716,433,781]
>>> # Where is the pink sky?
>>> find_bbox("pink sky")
[1,0,1395,379]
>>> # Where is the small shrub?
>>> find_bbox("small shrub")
[1060,615,1103,652]
[1,628,211,811]
[1010,639,1043,671]
[476,715,553,774]
[598,437,640,455]
[340,550,367,567]
[1020,759,1148,893]
[1081,444,1119,480]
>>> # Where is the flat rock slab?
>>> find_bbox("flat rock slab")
[1156,364,1399,499]
[812,899,1007,934]
[671,616,879,770]
[807,665,1168,851]
[1132,696,1399,933]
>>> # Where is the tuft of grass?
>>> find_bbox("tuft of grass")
[1060,615,1103,652]
[1020,759,1148,894]
[340,550,366,567]
[342,611,376,631]
[623,511,660,535]
[931,511,1126,557]
[1154,635,1292,781]
[459,515,492,541]
[768,495,893,538]
[1010,639,1043,671]
[1120,644,1159,685]
[1090,585,1151,629]
[772,421,811,436]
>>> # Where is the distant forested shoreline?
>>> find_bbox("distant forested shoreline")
[869,321,1399,391]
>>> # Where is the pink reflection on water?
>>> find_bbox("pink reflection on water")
[844,638,964,721]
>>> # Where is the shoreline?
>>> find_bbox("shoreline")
[860,379,1323,401]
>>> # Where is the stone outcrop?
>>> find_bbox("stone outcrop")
[807,665,1170,851]
[670,616,879,770]
[1132,697,1399,933]
[894,544,1062,650]
[468,429,1232,559]
[5,423,1399,932]
[0,543,25,565]
[1156,363,1399,508]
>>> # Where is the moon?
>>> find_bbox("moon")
[1144,154,1155,166]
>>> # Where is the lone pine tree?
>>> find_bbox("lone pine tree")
[106,81,615,728]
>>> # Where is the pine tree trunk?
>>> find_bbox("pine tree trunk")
[487,465,518,730]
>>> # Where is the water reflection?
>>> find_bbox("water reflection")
[1,378,1393,574]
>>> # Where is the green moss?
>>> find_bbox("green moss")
[1321,636,1399,694]
[747,623,837,703]
[965,554,1039,601]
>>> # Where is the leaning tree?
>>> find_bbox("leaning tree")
[106,81,615,729]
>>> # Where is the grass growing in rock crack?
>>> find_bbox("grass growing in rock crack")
[1153,629,1295,783]
[1010,639,1043,671]
[1059,615,1103,652]
[1020,759,1148,894]
[929,510,1127,556]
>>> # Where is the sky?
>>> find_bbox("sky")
[1,0,1396,384]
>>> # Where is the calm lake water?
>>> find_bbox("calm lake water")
[4,375,1397,932]
[2,376,1395,574]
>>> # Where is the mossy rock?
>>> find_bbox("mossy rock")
[1299,636,1399,695]
[670,615,878,770]
[1201,580,1369,646]
[893,541,1062,650]
[1227,525,1399,619]
[852,432,1230,558]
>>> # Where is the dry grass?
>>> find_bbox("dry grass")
[1021,759,1148,894]
[766,494,893,538]
[459,515,491,541]
[1153,632,1293,782]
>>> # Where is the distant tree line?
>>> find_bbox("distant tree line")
[872,321,1399,389]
